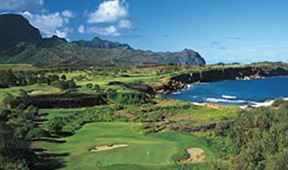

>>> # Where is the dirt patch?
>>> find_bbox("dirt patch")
[89,144,128,152]
[182,148,205,163]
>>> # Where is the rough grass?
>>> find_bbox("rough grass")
[123,99,239,126]
[38,122,219,170]
[167,101,239,125]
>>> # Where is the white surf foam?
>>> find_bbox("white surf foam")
[206,97,248,104]
[222,95,237,100]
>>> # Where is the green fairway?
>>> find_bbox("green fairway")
[39,122,218,170]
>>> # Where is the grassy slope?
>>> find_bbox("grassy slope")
[0,64,37,71]
[39,122,218,170]
[0,84,62,106]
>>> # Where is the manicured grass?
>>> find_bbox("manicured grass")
[38,122,219,170]
[104,163,210,170]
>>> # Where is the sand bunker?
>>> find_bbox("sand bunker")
[90,144,128,152]
[182,148,205,163]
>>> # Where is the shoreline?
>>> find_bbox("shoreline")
[191,97,288,109]
[162,75,288,108]
[154,63,288,94]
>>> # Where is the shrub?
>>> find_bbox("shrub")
[47,117,64,133]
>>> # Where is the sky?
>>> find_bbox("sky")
[1,0,288,64]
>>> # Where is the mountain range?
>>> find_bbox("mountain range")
[0,14,206,67]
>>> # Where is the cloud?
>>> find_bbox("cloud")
[88,0,128,24]
[79,24,120,36]
[62,10,74,18]
[118,19,132,29]
[56,27,73,39]
[87,25,120,36]
[0,0,44,12]
[0,0,74,39]
[85,0,133,36]
[103,25,119,36]
[78,25,85,34]
[22,11,73,38]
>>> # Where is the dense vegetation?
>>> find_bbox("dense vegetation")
[0,106,42,169]
[226,108,288,170]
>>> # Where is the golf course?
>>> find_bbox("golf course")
[38,122,218,170]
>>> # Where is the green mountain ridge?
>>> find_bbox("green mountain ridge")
[0,14,206,67]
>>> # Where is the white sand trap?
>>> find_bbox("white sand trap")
[90,144,128,152]
[182,148,205,163]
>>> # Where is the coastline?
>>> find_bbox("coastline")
[154,64,288,108]
[154,63,288,94]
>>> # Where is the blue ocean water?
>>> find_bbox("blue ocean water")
[166,76,288,105]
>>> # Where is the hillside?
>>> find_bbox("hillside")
[0,14,41,51]
[0,14,206,67]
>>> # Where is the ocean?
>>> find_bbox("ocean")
[166,76,288,105]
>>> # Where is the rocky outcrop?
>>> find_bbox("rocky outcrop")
[160,49,206,66]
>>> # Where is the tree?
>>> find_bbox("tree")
[61,74,67,81]
[0,120,33,170]
[86,83,93,89]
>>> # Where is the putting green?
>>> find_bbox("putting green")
[39,122,217,170]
